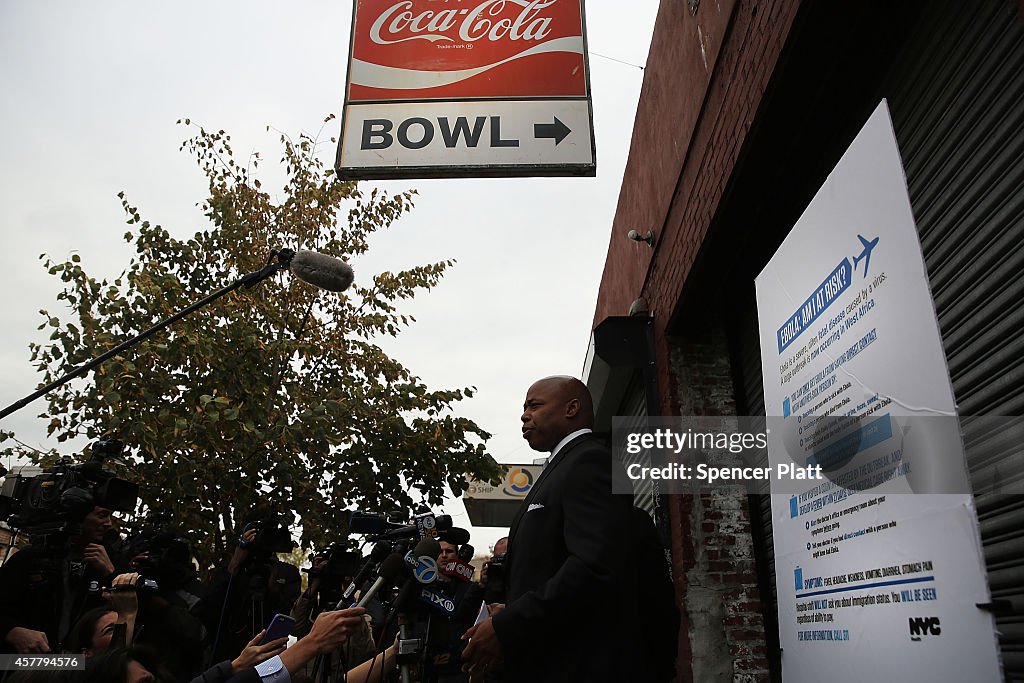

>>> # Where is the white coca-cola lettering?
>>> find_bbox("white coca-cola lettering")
[460,0,555,42]
[369,0,558,46]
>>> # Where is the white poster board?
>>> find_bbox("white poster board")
[754,101,1002,681]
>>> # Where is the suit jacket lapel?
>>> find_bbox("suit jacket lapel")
[507,434,592,548]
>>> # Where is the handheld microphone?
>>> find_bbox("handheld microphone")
[403,537,442,584]
[438,527,471,546]
[413,536,443,560]
[387,537,443,620]
[377,514,454,541]
[351,552,405,609]
[341,541,391,602]
[440,558,475,583]
[418,586,456,616]
[289,250,354,292]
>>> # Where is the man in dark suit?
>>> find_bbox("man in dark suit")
[462,376,650,682]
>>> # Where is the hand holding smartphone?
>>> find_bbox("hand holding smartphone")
[259,614,296,645]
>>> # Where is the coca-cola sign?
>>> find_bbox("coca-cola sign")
[336,0,595,179]
[348,0,588,101]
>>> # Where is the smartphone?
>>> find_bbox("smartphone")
[259,614,296,644]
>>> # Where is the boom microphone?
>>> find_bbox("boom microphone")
[289,250,354,292]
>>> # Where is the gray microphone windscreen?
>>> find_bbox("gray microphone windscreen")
[290,250,354,292]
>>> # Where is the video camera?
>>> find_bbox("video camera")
[0,439,138,537]
[239,515,294,556]
[118,513,197,592]
[483,553,507,604]
[306,543,361,581]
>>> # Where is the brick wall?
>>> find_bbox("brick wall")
[592,2,806,680]
[592,0,802,407]
[670,326,768,682]
[593,0,737,328]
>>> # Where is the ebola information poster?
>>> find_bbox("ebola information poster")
[754,101,1001,681]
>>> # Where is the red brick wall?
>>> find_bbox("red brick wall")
[670,328,769,682]
[592,0,737,328]
[593,1,807,680]
[592,0,802,414]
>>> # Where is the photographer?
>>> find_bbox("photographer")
[65,571,142,657]
[289,550,364,637]
[0,504,126,654]
[479,537,508,606]
[205,514,301,665]
[119,525,210,680]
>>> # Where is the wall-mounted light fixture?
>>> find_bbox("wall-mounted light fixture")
[627,229,655,247]
[628,296,649,317]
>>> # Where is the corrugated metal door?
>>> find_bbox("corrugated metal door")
[888,0,1024,675]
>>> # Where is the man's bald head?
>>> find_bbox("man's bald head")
[534,376,594,425]
[520,376,595,451]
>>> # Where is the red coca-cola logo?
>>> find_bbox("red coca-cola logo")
[348,0,588,101]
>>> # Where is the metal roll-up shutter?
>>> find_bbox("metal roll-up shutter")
[617,374,657,515]
[884,0,1024,675]
[731,301,780,679]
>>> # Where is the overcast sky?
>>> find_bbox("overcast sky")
[0,0,657,552]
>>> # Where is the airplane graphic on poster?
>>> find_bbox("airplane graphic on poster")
[853,234,880,277]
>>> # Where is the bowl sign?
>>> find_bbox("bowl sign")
[337,0,595,179]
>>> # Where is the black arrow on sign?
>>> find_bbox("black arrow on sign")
[534,117,571,145]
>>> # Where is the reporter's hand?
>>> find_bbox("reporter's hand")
[279,607,368,675]
[231,630,288,675]
[306,607,368,654]
[486,603,505,617]
[307,556,329,595]
[479,561,489,586]
[228,529,258,574]
[83,543,115,575]
[5,627,50,654]
[103,572,140,617]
